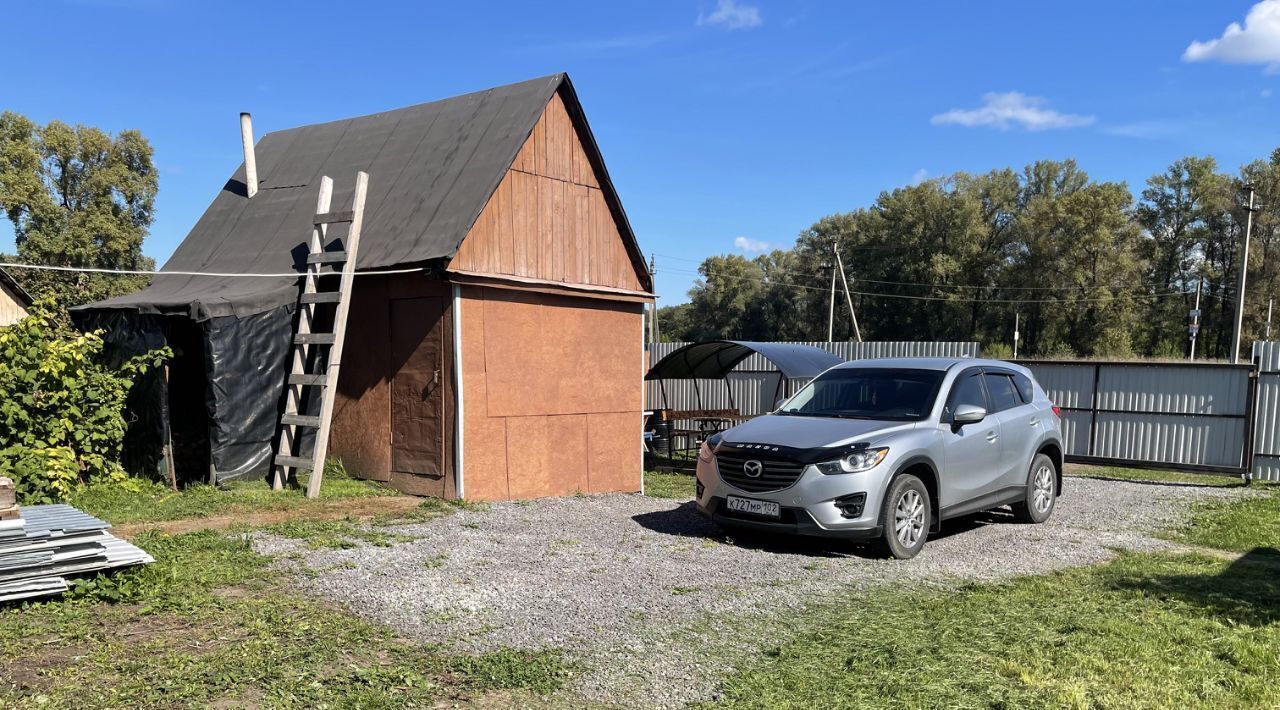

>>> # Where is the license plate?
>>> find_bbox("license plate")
[726,496,781,518]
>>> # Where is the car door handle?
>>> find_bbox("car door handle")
[986,431,998,443]
[1029,419,1040,427]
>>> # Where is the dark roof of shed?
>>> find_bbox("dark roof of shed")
[0,268,33,308]
[646,341,846,381]
[84,73,647,320]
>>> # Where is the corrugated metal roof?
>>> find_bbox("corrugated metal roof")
[82,73,648,319]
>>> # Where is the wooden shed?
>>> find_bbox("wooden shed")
[80,74,652,500]
[0,268,32,327]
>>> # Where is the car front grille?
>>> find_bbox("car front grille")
[715,452,806,493]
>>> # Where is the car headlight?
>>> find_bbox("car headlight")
[698,434,722,462]
[815,447,889,475]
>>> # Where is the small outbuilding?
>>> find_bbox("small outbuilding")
[0,268,32,327]
[78,74,653,500]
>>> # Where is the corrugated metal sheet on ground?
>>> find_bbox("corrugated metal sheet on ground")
[0,505,153,603]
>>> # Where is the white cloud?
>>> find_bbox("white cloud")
[910,168,929,185]
[1263,88,1275,97]
[1184,0,1280,73]
[931,92,1095,131]
[734,236,771,253]
[698,0,762,30]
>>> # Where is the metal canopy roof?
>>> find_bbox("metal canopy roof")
[645,340,845,381]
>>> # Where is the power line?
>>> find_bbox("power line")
[653,254,1234,295]
[661,265,1220,305]
[0,261,427,278]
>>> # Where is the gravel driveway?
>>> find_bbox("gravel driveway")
[261,476,1245,708]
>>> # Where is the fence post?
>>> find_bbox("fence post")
[1087,362,1102,458]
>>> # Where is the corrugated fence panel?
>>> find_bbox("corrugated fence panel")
[1022,363,1094,410]
[1093,413,1246,468]
[1019,360,1254,472]
[1251,341,1280,481]
[1095,365,1249,416]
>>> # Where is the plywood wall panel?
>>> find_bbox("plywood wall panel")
[505,416,554,499]
[458,286,643,500]
[548,414,589,494]
[588,412,642,493]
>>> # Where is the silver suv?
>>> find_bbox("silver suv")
[695,358,1064,559]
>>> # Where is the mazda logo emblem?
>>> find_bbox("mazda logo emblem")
[743,460,764,478]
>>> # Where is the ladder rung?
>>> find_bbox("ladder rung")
[274,455,315,470]
[294,333,335,345]
[281,414,321,428]
[300,292,342,304]
[306,251,348,264]
[314,210,355,224]
[288,373,329,386]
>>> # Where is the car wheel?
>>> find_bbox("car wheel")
[872,474,930,560]
[1012,453,1057,524]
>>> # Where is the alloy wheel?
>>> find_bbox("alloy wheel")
[1032,465,1054,514]
[894,489,925,546]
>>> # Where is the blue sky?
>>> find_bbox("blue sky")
[2,0,1278,304]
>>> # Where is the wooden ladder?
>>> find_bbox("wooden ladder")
[273,171,369,498]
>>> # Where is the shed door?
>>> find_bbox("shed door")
[389,297,446,481]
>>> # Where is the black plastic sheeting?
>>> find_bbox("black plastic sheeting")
[72,311,169,479]
[202,306,294,482]
[73,306,294,485]
[645,340,846,381]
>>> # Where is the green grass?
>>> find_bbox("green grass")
[1066,464,1246,487]
[1178,487,1280,553]
[644,470,696,499]
[69,459,397,524]
[706,551,1280,709]
[706,471,1280,708]
[259,518,416,549]
[0,528,573,707]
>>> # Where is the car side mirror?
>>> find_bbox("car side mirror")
[952,404,987,425]
[773,396,787,413]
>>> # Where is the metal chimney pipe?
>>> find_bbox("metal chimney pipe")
[240,112,258,198]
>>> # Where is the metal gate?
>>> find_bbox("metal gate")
[1019,360,1258,475]
[1250,342,1280,482]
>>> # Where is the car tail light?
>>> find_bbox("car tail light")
[1051,404,1062,418]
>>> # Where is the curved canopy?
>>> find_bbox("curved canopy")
[646,340,845,381]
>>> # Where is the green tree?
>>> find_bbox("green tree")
[0,302,170,502]
[0,111,157,308]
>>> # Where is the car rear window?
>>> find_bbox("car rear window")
[1013,372,1034,403]
[983,373,1021,412]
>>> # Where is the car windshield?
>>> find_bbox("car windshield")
[777,368,944,421]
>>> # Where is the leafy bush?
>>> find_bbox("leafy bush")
[0,302,170,503]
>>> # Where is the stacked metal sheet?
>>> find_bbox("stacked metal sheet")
[0,504,153,603]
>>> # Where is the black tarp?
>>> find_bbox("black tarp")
[645,341,846,381]
[73,307,293,485]
[202,306,293,482]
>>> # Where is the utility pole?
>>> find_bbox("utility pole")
[832,244,862,342]
[648,254,658,343]
[826,247,837,342]
[1013,313,1020,360]
[1231,185,1259,364]
[1268,298,1274,340]
[1189,278,1202,360]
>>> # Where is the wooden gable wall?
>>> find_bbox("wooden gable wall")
[449,92,646,293]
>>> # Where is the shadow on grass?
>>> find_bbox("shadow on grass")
[632,501,1022,559]
[1069,474,1249,490]
[1109,547,1280,626]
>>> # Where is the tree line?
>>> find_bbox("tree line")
[658,152,1280,360]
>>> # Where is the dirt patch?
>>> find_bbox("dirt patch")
[113,496,424,539]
